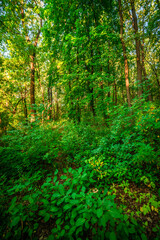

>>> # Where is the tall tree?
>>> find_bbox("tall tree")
[130,0,143,97]
[118,0,131,107]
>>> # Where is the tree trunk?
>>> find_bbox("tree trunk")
[76,49,81,122]
[130,0,142,97]
[30,53,36,122]
[55,90,59,120]
[37,64,45,122]
[118,0,131,107]
[114,79,117,106]
[47,86,52,120]
[23,86,28,123]
[90,46,96,117]
[141,41,152,101]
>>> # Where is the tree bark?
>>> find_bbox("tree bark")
[47,86,52,120]
[23,86,28,123]
[30,53,36,122]
[21,4,42,122]
[130,0,143,97]
[118,0,131,107]
[141,41,152,101]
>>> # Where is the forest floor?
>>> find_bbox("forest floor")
[0,116,160,240]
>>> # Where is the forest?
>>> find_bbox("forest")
[0,0,160,239]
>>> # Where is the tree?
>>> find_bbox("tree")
[118,0,131,107]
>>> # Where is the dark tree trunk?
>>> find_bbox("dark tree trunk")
[90,46,96,117]
[130,0,143,97]
[47,86,52,120]
[76,49,81,123]
[55,91,59,120]
[23,86,28,123]
[118,0,131,107]
[141,41,152,101]
[30,53,36,122]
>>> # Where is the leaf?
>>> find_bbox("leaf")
[44,213,50,222]
[76,218,85,227]
[54,169,58,175]
[109,209,121,219]
[78,167,83,174]
[85,221,90,229]
[50,207,58,212]
[64,225,70,230]
[39,210,46,216]
[141,233,147,240]
[60,175,67,180]
[48,235,54,240]
[11,216,20,227]
[81,186,86,192]
[63,204,72,211]
[60,229,65,236]
[41,199,49,205]
[34,223,39,229]
[97,208,103,218]
[53,176,57,182]
[63,168,68,173]
[71,193,76,199]
[59,185,65,195]
[109,232,117,240]
[51,192,61,199]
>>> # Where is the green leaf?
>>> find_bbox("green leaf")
[81,186,86,192]
[64,204,72,211]
[85,221,90,229]
[59,185,65,195]
[50,207,58,212]
[51,192,61,199]
[64,225,70,230]
[71,193,76,199]
[76,218,85,227]
[78,167,83,174]
[39,210,46,216]
[41,199,49,205]
[48,234,54,240]
[97,208,103,218]
[63,168,68,173]
[44,213,50,222]
[53,176,57,182]
[109,209,121,219]
[109,232,117,240]
[11,216,20,227]
[60,229,65,236]
[141,234,147,240]
[34,223,39,229]
[60,175,67,180]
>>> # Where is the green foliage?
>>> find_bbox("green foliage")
[0,124,60,179]
[1,167,144,240]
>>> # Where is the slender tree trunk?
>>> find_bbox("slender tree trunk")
[37,64,45,105]
[114,79,117,106]
[130,0,142,97]
[76,49,81,123]
[55,90,59,120]
[47,86,52,120]
[23,86,28,123]
[141,41,152,101]
[68,78,74,120]
[30,53,36,122]
[37,64,45,122]
[90,46,95,117]
[118,0,131,107]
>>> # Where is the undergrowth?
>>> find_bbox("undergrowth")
[0,102,160,239]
